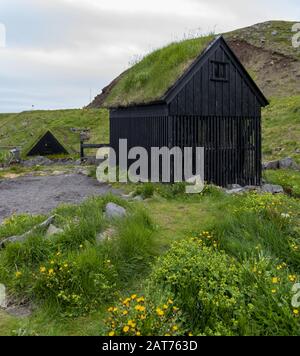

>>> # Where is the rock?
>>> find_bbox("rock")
[271,30,278,36]
[133,195,144,201]
[244,185,259,192]
[96,227,116,244]
[224,188,246,195]
[295,149,300,154]
[261,184,284,194]
[0,284,7,308]
[105,203,126,219]
[0,215,56,249]
[226,184,242,190]
[46,224,63,237]
[279,157,298,169]
[263,160,279,170]
[23,156,53,167]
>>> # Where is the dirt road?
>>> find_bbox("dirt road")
[0,173,118,223]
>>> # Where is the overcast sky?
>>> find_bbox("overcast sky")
[0,0,299,113]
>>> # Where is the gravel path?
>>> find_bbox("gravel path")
[0,173,119,223]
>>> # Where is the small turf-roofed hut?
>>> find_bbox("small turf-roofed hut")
[95,35,269,187]
[25,130,69,156]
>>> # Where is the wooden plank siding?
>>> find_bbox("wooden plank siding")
[109,37,266,187]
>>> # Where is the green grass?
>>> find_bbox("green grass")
[264,169,300,197]
[226,20,300,60]
[0,109,109,160]
[0,184,299,335]
[103,35,214,107]
[262,96,300,164]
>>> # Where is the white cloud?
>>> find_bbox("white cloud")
[0,0,298,112]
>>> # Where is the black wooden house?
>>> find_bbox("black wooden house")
[97,35,268,186]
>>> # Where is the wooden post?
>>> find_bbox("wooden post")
[80,140,84,160]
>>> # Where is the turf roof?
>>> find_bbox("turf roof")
[23,129,72,156]
[102,35,215,108]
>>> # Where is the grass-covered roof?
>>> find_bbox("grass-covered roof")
[102,35,214,108]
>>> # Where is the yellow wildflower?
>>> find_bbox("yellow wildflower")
[123,310,128,315]
[293,309,299,316]
[79,245,83,249]
[108,331,115,336]
[172,325,178,331]
[131,294,137,300]
[168,299,174,304]
[128,320,136,328]
[40,266,46,273]
[136,331,141,336]
[137,297,145,303]
[289,275,297,283]
[15,271,22,278]
[135,305,146,312]
[123,298,131,305]
[173,306,179,312]
[272,277,279,284]
[156,308,164,317]
[163,304,168,310]
[123,326,130,333]
[48,269,54,276]
[271,289,277,294]
[107,307,114,312]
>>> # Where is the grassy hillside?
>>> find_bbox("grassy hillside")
[1,98,299,164]
[89,21,300,108]
[0,109,109,159]
[262,96,300,164]
[0,21,299,163]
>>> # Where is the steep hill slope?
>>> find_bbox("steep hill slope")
[88,21,300,108]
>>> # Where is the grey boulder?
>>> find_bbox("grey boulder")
[261,184,284,194]
[46,224,63,237]
[105,203,126,219]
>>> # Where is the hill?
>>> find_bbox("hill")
[88,21,300,108]
[0,109,109,160]
[0,21,299,164]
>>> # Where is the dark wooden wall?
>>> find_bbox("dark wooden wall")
[169,42,261,118]
[109,40,263,187]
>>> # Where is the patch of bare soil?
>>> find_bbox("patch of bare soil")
[227,39,300,97]
[0,173,120,224]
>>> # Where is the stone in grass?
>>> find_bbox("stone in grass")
[133,195,144,201]
[225,187,246,195]
[279,157,298,170]
[261,184,284,194]
[96,227,116,244]
[105,203,127,220]
[0,284,7,309]
[23,156,53,167]
[263,160,279,170]
[46,224,63,237]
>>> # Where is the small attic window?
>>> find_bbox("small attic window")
[211,61,228,81]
